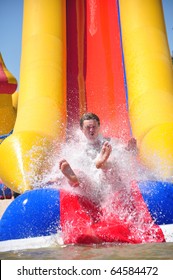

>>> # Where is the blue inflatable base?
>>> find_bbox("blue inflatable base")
[0,188,60,241]
[138,181,173,225]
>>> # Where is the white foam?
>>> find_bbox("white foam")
[0,233,63,252]
[160,224,173,242]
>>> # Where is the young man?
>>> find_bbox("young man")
[58,114,164,244]
[59,112,137,188]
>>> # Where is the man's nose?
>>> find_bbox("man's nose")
[89,127,94,132]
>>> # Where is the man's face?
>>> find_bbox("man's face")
[81,119,100,142]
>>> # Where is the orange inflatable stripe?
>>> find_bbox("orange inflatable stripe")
[76,0,86,117]
[66,1,80,127]
[66,0,87,129]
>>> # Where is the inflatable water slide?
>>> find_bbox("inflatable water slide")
[0,0,173,249]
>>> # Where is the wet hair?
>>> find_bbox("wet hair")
[80,112,100,128]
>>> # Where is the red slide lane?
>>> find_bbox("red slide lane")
[85,0,130,140]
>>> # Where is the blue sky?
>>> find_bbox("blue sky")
[0,0,173,86]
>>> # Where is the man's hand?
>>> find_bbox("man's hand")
[126,138,137,152]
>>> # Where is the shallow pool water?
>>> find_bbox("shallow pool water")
[1,242,173,260]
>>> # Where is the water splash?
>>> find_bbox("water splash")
[25,128,164,244]
[43,128,158,196]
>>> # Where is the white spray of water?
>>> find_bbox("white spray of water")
[43,129,156,201]
[26,128,163,242]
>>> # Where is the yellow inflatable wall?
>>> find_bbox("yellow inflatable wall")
[119,0,173,178]
[0,0,66,192]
